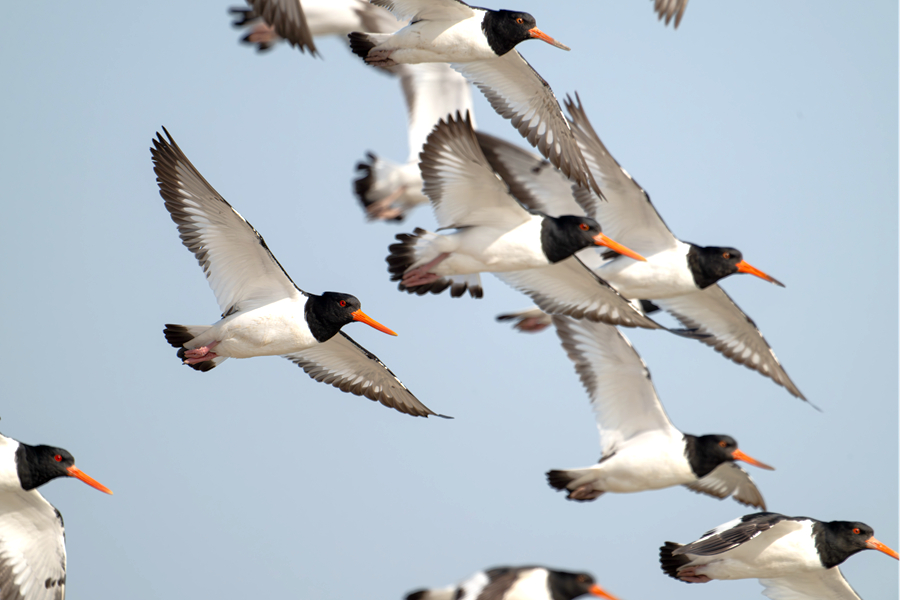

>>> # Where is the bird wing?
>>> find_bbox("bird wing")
[683,462,767,509]
[245,0,317,54]
[654,0,689,28]
[399,63,476,164]
[564,94,678,254]
[0,492,66,600]
[283,332,440,418]
[371,0,473,22]
[675,513,797,556]
[151,129,304,317]
[760,568,861,600]
[453,51,601,197]
[552,315,679,456]
[475,131,583,216]
[493,255,664,329]
[653,285,805,400]
[419,111,532,229]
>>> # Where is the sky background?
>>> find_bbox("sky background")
[1,1,897,599]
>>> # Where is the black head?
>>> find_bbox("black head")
[482,10,570,56]
[684,434,774,478]
[686,244,783,289]
[546,570,617,600]
[540,215,604,263]
[15,443,112,494]
[305,292,396,343]
[815,521,899,568]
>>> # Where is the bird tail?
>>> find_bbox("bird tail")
[162,324,228,372]
[228,7,281,52]
[495,307,552,333]
[353,152,423,222]
[386,228,482,298]
[546,469,604,501]
[348,31,390,59]
[659,542,690,580]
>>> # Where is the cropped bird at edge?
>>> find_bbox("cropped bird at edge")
[493,95,805,401]
[151,129,442,418]
[546,315,774,508]
[0,430,112,600]
[348,0,605,198]
[660,512,899,599]
[386,112,669,331]
[405,565,620,600]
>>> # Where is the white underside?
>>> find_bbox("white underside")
[375,18,498,64]
[597,242,697,299]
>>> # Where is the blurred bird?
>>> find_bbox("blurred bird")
[660,512,899,598]
[0,430,112,600]
[653,0,688,28]
[152,129,442,418]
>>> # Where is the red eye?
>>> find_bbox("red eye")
[339,300,346,307]
[719,441,727,448]
[516,17,523,24]
[723,252,731,259]
[579,223,589,231]
[853,527,861,534]
[54,454,62,462]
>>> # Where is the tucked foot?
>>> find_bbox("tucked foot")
[567,485,604,501]
[364,49,397,67]
[676,566,711,583]
[366,189,407,221]
[183,341,220,364]
[516,316,551,332]
[401,253,450,287]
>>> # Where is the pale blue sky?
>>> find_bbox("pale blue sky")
[0,2,896,599]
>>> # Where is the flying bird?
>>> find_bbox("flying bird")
[386,112,663,331]
[405,565,620,600]
[0,430,112,600]
[653,0,688,28]
[151,128,441,418]
[348,0,604,198]
[660,512,899,599]
[546,315,774,508]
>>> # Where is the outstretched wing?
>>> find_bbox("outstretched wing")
[684,462,767,509]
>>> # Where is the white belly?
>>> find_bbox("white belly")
[599,244,697,299]
[697,524,821,580]
[194,298,317,358]
[431,220,549,275]
[381,19,498,64]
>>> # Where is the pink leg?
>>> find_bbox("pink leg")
[516,317,551,333]
[365,49,397,67]
[402,253,450,287]
[183,341,220,363]
[366,187,407,221]
[677,566,711,583]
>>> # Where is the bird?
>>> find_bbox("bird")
[386,112,665,331]
[653,0,688,29]
[660,512,899,599]
[405,565,620,600]
[488,95,805,401]
[151,128,442,418]
[546,315,774,508]
[0,430,112,600]
[348,0,605,198]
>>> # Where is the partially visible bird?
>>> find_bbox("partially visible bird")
[387,112,663,331]
[0,430,112,600]
[405,565,620,600]
[660,512,899,599]
[151,128,441,418]
[546,315,774,508]
[653,0,688,28]
[349,0,604,198]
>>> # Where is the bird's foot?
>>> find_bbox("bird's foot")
[515,317,551,333]
[183,341,220,364]
[365,49,397,67]
[676,566,711,583]
[401,253,449,287]
[567,485,603,501]
[366,189,407,221]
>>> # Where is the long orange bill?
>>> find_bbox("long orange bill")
[527,27,571,51]
[593,233,647,262]
[351,309,398,336]
[588,583,621,600]
[67,465,113,495]
[866,537,899,559]
[735,260,785,287]
[732,449,775,470]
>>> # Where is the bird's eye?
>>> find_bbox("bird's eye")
[54,454,62,462]
[719,440,727,448]
[576,575,586,583]
[339,300,347,307]
[579,223,589,231]
[516,17,523,24]
[853,527,861,534]
[723,252,731,259]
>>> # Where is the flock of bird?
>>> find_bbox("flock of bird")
[1,1,895,599]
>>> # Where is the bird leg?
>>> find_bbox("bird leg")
[183,341,220,365]
[365,186,407,221]
[402,253,450,287]
[676,566,711,583]
[365,49,397,68]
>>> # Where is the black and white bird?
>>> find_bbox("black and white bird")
[660,512,899,599]
[490,96,805,401]
[546,315,774,508]
[348,0,604,198]
[405,565,620,600]
[151,129,441,418]
[653,0,688,28]
[386,112,662,331]
[0,431,112,600]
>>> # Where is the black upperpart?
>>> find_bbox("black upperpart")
[812,520,877,569]
[546,569,600,600]
[481,10,539,56]
[685,244,746,289]
[683,434,739,478]
[540,215,604,264]
[305,292,364,343]
[15,443,76,491]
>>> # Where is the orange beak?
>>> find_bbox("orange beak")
[866,537,899,559]
[66,465,113,495]
[351,309,398,336]
[731,449,775,470]
[593,233,647,262]
[588,583,621,600]
[735,260,784,287]
[527,27,571,51]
